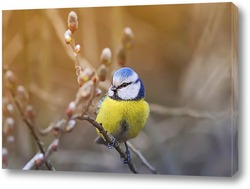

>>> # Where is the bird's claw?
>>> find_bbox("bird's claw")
[107,135,116,149]
[121,142,131,164]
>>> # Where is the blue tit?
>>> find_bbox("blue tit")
[95,67,149,162]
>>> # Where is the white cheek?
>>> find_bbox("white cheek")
[118,82,140,100]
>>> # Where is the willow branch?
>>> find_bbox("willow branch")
[40,113,138,173]
[76,114,138,174]
[10,94,54,171]
[80,86,96,117]
[22,152,41,170]
[126,141,157,174]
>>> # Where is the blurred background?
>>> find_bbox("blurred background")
[2,2,238,176]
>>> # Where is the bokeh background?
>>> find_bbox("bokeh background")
[2,2,238,176]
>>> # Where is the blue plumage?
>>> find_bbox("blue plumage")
[135,78,145,99]
[113,67,134,80]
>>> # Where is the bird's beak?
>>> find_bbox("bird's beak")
[110,85,117,91]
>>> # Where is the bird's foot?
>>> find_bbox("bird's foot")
[121,142,131,164]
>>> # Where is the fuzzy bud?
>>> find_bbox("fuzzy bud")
[44,139,59,160]
[34,153,44,168]
[77,67,94,87]
[64,29,72,44]
[2,148,8,165]
[3,117,15,135]
[2,97,9,107]
[25,105,35,122]
[7,135,15,150]
[95,88,102,97]
[68,11,78,33]
[65,120,76,132]
[76,80,94,102]
[53,127,59,138]
[100,48,112,66]
[65,101,76,117]
[7,104,14,114]
[2,98,14,116]
[50,138,59,152]
[117,46,126,66]
[122,27,135,49]
[16,85,29,105]
[92,76,98,84]
[97,64,107,82]
[74,44,81,54]
[5,70,16,94]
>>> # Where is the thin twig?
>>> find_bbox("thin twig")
[44,139,59,160]
[80,86,96,117]
[126,141,157,174]
[45,9,92,68]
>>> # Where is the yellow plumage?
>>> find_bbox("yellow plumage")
[96,96,149,143]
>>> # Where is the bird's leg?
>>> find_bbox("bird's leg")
[121,142,131,164]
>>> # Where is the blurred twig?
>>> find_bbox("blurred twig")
[127,141,157,174]
[150,103,228,120]
[29,82,64,108]
[3,69,55,171]
[10,94,55,171]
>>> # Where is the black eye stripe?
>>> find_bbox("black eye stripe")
[118,82,132,89]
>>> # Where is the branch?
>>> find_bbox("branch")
[3,69,55,170]
[126,141,157,174]
[76,114,138,174]
[40,113,138,173]
[10,95,55,171]
[37,12,140,174]
[22,152,41,170]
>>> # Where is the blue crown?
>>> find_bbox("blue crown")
[113,67,134,80]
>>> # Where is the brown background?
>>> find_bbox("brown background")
[2,3,238,176]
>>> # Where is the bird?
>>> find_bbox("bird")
[95,67,150,163]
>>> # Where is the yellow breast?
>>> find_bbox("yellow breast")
[96,97,149,142]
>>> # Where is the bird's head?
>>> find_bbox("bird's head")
[108,67,145,100]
